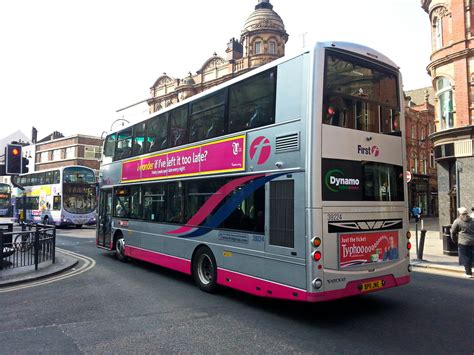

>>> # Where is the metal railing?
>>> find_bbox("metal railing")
[0,222,56,271]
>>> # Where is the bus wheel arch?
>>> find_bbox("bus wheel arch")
[191,245,218,293]
[113,230,128,262]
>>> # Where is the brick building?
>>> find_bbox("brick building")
[147,0,288,114]
[421,0,474,223]
[34,134,102,173]
[405,88,438,215]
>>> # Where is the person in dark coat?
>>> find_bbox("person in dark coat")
[450,207,474,278]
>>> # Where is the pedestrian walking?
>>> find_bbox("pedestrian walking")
[450,207,474,278]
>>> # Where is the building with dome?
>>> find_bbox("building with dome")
[421,0,474,224]
[147,0,288,114]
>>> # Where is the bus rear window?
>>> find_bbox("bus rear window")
[323,50,400,135]
[322,159,404,202]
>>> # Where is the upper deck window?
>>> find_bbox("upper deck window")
[323,50,400,135]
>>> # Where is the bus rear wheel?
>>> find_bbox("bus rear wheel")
[192,247,218,293]
[115,234,128,262]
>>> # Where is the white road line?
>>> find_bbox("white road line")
[0,248,96,293]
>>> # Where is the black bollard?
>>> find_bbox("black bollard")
[417,229,427,260]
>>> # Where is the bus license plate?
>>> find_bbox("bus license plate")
[361,280,383,292]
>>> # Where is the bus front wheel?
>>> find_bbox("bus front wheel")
[115,234,128,262]
[192,246,218,293]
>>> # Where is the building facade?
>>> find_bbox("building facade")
[404,88,438,215]
[147,0,288,114]
[422,0,474,224]
[34,134,102,173]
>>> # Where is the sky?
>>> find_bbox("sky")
[0,0,432,140]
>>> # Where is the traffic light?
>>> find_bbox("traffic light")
[22,157,29,174]
[6,144,22,175]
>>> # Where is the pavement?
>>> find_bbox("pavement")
[0,217,467,288]
[408,217,465,274]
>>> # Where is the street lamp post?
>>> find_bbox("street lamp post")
[110,118,130,132]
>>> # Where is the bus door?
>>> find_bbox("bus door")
[97,189,113,249]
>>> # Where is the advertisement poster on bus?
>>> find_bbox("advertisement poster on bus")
[121,135,245,182]
[339,231,399,268]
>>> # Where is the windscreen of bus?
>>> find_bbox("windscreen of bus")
[0,193,10,208]
[63,167,96,214]
[323,49,401,135]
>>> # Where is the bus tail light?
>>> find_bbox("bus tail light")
[406,231,411,239]
[407,242,412,250]
[312,278,323,289]
[311,237,321,248]
[312,251,322,262]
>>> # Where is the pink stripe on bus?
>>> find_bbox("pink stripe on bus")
[166,174,264,235]
[218,269,410,302]
[125,245,191,275]
[124,245,410,302]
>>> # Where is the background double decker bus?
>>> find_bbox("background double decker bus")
[13,166,97,227]
[97,41,410,302]
[0,183,12,217]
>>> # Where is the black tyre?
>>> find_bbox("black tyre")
[192,246,218,293]
[115,234,128,262]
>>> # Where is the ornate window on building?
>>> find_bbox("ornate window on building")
[255,41,262,54]
[422,159,427,174]
[269,41,276,54]
[436,77,454,130]
[430,150,435,168]
[434,16,442,50]
[411,124,416,139]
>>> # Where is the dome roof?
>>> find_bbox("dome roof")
[241,0,286,36]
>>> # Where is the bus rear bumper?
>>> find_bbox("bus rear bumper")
[306,274,410,302]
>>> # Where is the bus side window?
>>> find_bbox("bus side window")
[147,114,169,153]
[189,92,225,143]
[115,128,133,161]
[104,134,116,158]
[132,123,146,156]
[53,195,61,210]
[169,106,188,148]
[228,69,276,133]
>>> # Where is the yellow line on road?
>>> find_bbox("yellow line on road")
[0,248,95,293]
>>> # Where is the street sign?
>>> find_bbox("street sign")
[406,170,412,183]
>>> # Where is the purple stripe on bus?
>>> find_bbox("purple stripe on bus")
[166,174,264,235]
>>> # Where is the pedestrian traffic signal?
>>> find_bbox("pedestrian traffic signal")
[22,157,29,174]
[6,144,22,175]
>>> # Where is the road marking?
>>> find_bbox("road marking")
[0,248,95,293]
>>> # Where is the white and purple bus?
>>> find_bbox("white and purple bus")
[97,41,411,302]
[13,166,97,227]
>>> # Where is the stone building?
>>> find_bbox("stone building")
[147,0,288,114]
[404,88,438,215]
[421,0,474,224]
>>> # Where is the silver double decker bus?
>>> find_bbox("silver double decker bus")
[97,41,411,302]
